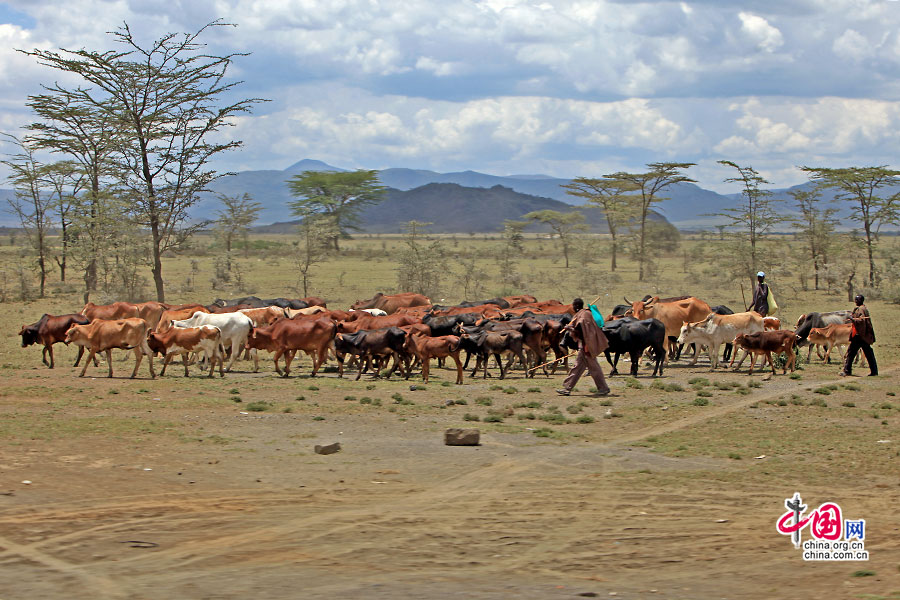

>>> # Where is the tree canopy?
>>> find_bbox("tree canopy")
[288,169,387,251]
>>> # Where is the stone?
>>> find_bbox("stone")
[444,428,480,446]
[314,442,341,455]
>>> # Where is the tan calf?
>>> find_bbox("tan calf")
[65,318,155,379]
[148,325,225,378]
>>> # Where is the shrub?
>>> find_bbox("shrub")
[307,385,319,391]
[625,378,643,389]
[747,380,762,388]
[503,387,517,394]
[693,397,709,406]
[566,404,582,414]
[576,415,595,424]
[312,415,325,421]
[518,412,536,420]
[688,377,710,386]
[533,427,554,437]
[344,395,356,401]
[527,387,541,393]
[231,396,242,403]
[814,387,832,395]
[483,414,503,423]
[696,390,713,397]
[246,401,270,412]
[488,385,503,391]
[540,413,569,425]
[789,372,802,380]
[475,397,493,406]
[842,402,856,408]
[463,413,480,421]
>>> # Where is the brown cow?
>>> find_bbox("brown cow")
[19,313,91,368]
[336,314,421,334]
[300,296,327,308]
[148,325,225,378]
[628,296,711,361]
[239,306,288,326]
[732,330,798,375]
[246,317,336,377]
[158,306,211,332]
[81,301,140,321]
[807,323,866,366]
[351,292,431,314]
[403,332,463,384]
[502,295,539,308]
[284,306,328,318]
[65,318,156,378]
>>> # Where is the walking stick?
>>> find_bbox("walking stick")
[740,282,748,311]
[527,351,578,373]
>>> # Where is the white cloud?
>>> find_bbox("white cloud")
[832,28,873,61]
[738,12,784,53]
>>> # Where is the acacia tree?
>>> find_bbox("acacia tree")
[215,192,262,261]
[2,135,55,297]
[293,216,330,298]
[800,166,900,286]
[522,209,587,268]
[42,161,85,283]
[24,89,121,300]
[396,221,444,297]
[713,160,782,286]
[23,20,265,301]
[606,162,695,280]
[789,187,838,290]
[562,177,637,271]
[287,170,386,251]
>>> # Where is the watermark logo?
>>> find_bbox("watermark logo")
[776,492,868,561]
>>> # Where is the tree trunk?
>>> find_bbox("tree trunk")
[638,211,647,280]
[610,235,617,271]
[813,257,819,291]
[150,218,165,302]
[864,223,875,286]
[38,253,46,299]
[563,241,569,268]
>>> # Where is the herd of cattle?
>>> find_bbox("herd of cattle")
[17,291,862,382]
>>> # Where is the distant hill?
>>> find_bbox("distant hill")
[254,182,671,234]
[197,159,740,228]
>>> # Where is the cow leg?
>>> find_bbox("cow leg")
[708,344,718,370]
[630,351,640,377]
[160,354,173,376]
[73,345,85,367]
[183,353,190,377]
[285,350,299,377]
[422,357,430,383]
[767,351,777,375]
[225,341,241,372]
[79,350,95,377]
[450,351,463,384]
[130,347,143,378]
[106,349,115,378]
[43,345,53,368]
[605,350,617,375]
[355,354,366,381]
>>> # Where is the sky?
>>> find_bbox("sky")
[1,0,899,192]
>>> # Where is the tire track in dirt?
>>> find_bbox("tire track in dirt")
[0,533,127,600]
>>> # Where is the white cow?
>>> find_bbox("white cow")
[677,311,765,370]
[350,308,388,317]
[172,311,252,372]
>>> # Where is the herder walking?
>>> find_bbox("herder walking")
[557,298,610,397]
[841,294,878,377]
[749,271,769,315]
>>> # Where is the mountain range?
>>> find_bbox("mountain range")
[1,158,890,230]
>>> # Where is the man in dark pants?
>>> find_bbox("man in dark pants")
[749,271,769,315]
[557,298,610,396]
[841,294,878,377]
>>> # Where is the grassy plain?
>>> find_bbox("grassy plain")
[0,233,898,599]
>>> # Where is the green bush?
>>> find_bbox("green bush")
[463,413,480,421]
[246,401,270,412]
[693,397,710,406]
[576,415,595,424]
[475,397,493,406]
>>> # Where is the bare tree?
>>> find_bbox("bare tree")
[788,187,838,290]
[22,20,266,301]
[523,209,588,268]
[2,135,53,297]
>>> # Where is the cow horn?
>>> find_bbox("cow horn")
[623,296,631,304]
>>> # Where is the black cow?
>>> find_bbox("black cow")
[422,312,482,337]
[454,297,510,309]
[334,327,407,380]
[211,296,266,308]
[794,311,852,345]
[261,298,310,310]
[602,317,666,377]
[458,329,527,379]
[19,313,91,368]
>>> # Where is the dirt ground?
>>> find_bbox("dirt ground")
[1,340,898,600]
